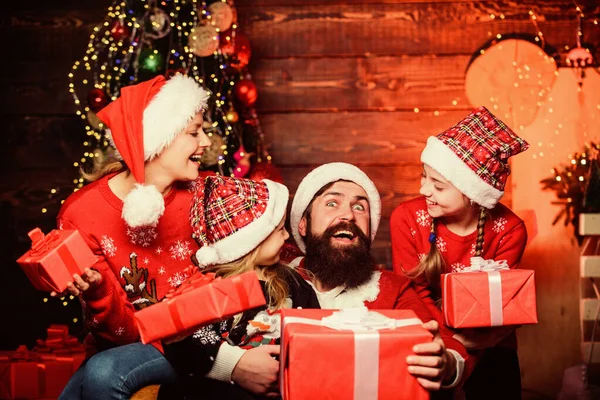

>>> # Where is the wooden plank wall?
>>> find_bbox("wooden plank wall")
[236,0,600,265]
[2,0,600,396]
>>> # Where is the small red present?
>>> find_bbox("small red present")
[134,269,266,344]
[34,324,86,373]
[0,345,75,399]
[17,228,97,293]
[441,257,538,328]
[280,308,431,400]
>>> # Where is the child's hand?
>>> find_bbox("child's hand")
[50,268,102,298]
[407,320,457,391]
[453,326,516,351]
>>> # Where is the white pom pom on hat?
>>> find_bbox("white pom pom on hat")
[194,246,220,268]
[122,184,166,228]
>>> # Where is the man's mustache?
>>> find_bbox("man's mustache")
[321,221,369,247]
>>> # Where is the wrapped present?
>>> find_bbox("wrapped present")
[34,324,86,373]
[17,228,97,293]
[441,257,538,328]
[0,345,75,399]
[280,308,431,400]
[134,269,266,344]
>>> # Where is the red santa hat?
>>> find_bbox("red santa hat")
[97,74,210,227]
[290,162,381,254]
[190,175,289,268]
[420,106,529,209]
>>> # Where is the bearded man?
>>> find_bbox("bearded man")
[283,162,475,392]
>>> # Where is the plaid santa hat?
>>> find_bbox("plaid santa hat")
[290,162,381,254]
[190,175,289,267]
[97,74,210,227]
[421,106,529,209]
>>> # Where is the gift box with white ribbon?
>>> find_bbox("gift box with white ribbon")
[441,257,538,329]
[280,308,431,400]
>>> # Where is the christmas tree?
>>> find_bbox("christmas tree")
[67,0,281,188]
[541,142,600,244]
[50,0,282,332]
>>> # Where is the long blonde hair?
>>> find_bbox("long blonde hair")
[81,149,126,183]
[405,206,487,299]
[206,247,291,311]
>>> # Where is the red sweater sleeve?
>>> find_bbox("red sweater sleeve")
[495,221,527,269]
[59,218,140,345]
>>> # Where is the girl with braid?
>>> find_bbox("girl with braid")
[390,107,530,400]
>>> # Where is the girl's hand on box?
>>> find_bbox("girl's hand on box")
[50,268,102,298]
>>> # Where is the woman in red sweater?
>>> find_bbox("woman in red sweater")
[56,74,211,399]
[390,106,530,399]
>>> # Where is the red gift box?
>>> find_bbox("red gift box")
[134,270,266,344]
[441,258,538,328]
[34,325,86,373]
[17,228,97,293]
[280,308,431,400]
[0,345,75,400]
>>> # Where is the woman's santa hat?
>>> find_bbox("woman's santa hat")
[420,106,529,209]
[290,162,382,254]
[97,74,210,227]
[190,175,289,267]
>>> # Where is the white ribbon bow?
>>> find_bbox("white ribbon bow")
[451,257,509,326]
[463,256,510,272]
[320,307,422,331]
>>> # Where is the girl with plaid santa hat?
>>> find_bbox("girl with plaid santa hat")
[390,106,530,399]
[56,74,212,400]
[161,175,320,400]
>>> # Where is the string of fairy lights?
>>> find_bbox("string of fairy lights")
[60,0,268,193]
[41,0,271,313]
[414,8,555,121]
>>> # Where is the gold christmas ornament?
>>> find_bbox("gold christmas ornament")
[207,2,234,32]
[188,25,219,57]
[201,131,226,167]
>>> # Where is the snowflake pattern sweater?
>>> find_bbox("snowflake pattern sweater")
[57,174,200,352]
[390,196,528,349]
[163,268,320,382]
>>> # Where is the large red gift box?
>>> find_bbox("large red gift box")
[17,228,97,293]
[441,258,538,328]
[280,308,431,400]
[135,270,266,344]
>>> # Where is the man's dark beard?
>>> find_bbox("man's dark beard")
[304,221,375,290]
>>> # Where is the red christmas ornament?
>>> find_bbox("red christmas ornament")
[232,145,253,178]
[220,31,252,70]
[248,161,283,184]
[110,20,131,41]
[235,79,257,106]
[87,89,110,112]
